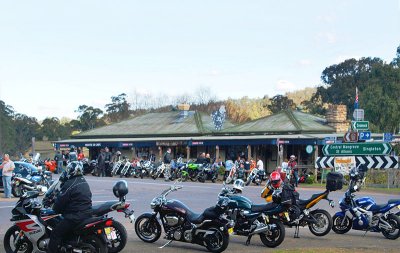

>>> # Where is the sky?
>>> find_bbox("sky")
[0,0,399,120]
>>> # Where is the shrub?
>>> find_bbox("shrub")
[306,175,315,184]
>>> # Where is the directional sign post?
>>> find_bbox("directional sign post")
[343,132,358,143]
[322,143,392,156]
[358,131,371,141]
[383,133,393,143]
[352,121,369,131]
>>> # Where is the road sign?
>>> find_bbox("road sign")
[358,131,371,141]
[316,155,399,169]
[343,132,358,142]
[352,121,369,130]
[322,143,392,156]
[383,133,393,142]
[353,109,365,121]
[324,136,337,144]
[306,145,313,154]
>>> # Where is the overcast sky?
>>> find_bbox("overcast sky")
[0,0,399,120]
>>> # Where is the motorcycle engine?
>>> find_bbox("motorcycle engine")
[164,215,181,226]
[38,238,50,250]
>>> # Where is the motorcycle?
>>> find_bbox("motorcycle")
[112,157,127,176]
[187,161,202,181]
[139,160,154,179]
[11,169,53,198]
[219,183,286,247]
[135,181,236,253]
[245,168,266,186]
[4,190,109,253]
[43,179,135,253]
[198,164,217,183]
[151,162,166,180]
[332,165,400,239]
[225,165,237,184]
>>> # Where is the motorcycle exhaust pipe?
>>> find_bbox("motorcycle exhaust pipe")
[250,224,275,235]
[22,184,35,190]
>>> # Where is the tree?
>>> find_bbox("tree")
[39,117,73,140]
[75,105,105,131]
[0,100,16,154]
[13,114,40,154]
[267,95,296,113]
[105,93,131,123]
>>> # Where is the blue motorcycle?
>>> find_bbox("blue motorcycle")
[332,164,400,239]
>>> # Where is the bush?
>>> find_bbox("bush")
[218,166,226,175]
[306,175,315,184]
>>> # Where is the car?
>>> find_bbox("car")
[0,162,39,190]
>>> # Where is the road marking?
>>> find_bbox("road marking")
[0,206,14,209]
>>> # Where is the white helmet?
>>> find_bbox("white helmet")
[233,179,245,193]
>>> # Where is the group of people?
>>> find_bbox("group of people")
[53,146,85,174]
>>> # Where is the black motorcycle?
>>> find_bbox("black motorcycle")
[135,182,236,253]
[198,164,218,183]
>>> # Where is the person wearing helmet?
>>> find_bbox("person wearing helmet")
[261,171,282,202]
[232,179,245,193]
[47,161,92,253]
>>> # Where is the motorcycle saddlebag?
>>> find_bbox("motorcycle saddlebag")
[326,172,344,191]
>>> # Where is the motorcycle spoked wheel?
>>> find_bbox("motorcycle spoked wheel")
[245,177,252,186]
[4,225,33,253]
[105,220,128,253]
[332,214,352,234]
[259,218,285,248]
[381,214,400,240]
[12,185,25,198]
[135,214,162,243]
[198,173,206,183]
[78,235,108,253]
[308,209,332,236]
[203,226,229,253]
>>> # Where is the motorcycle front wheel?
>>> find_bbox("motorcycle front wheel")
[308,209,332,236]
[204,226,229,253]
[259,218,285,248]
[245,176,252,186]
[332,214,352,234]
[381,214,400,240]
[11,185,25,198]
[135,214,162,243]
[4,225,33,253]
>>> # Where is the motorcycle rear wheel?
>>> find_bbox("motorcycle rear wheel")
[381,214,400,240]
[135,214,162,243]
[259,218,285,248]
[245,177,252,186]
[106,220,128,253]
[4,225,33,253]
[332,214,352,234]
[204,226,229,253]
[80,235,108,253]
[308,209,332,236]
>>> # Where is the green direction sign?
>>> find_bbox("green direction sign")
[323,143,392,156]
[352,121,369,130]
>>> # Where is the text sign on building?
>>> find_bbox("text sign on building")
[352,121,369,130]
[322,143,392,156]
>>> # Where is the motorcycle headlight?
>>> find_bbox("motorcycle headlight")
[150,197,161,209]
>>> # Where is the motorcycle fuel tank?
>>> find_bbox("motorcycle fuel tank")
[355,197,376,210]
[228,195,252,210]
[163,199,193,215]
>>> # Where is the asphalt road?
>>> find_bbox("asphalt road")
[1,176,399,252]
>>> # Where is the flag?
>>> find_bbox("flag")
[354,87,359,109]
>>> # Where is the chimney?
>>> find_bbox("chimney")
[178,104,190,118]
[326,104,349,133]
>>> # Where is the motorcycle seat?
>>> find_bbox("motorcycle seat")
[368,204,387,212]
[186,210,205,224]
[388,199,400,205]
[76,216,105,230]
[91,201,120,216]
[251,203,277,213]
[298,192,325,206]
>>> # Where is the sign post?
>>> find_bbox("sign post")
[358,131,371,141]
[351,121,369,131]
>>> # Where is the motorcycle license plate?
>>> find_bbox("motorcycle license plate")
[228,228,234,234]
[398,205,400,210]
[104,227,117,240]
[129,214,136,222]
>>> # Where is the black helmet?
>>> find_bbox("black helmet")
[113,180,128,198]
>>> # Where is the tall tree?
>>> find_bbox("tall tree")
[105,93,131,123]
[267,95,296,113]
[75,105,105,131]
[13,114,40,154]
[0,100,16,154]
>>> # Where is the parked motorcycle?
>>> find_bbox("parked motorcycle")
[219,183,286,247]
[245,167,266,186]
[187,161,202,181]
[151,162,166,180]
[4,190,109,253]
[11,169,53,197]
[198,164,217,183]
[135,181,236,253]
[332,164,400,239]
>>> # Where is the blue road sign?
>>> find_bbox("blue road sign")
[384,133,393,142]
[359,131,371,141]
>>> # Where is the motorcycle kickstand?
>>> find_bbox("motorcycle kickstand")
[245,235,253,246]
[159,240,173,249]
[294,225,300,238]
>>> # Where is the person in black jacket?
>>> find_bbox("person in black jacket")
[163,148,172,181]
[47,161,92,253]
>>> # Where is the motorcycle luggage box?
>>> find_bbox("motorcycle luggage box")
[326,172,344,191]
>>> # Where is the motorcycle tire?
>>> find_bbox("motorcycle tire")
[332,214,352,234]
[245,177,251,186]
[308,209,332,236]
[211,177,216,183]
[259,218,285,248]
[140,172,144,179]
[135,213,162,243]
[198,173,206,183]
[204,226,229,253]
[381,214,400,240]
[4,225,33,253]
[106,220,128,253]
[80,234,108,253]
[12,185,24,198]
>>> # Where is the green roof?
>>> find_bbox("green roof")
[222,110,334,134]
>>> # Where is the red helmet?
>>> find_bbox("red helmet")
[270,171,282,188]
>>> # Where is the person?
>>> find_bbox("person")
[288,155,298,187]
[47,161,92,253]
[0,154,15,198]
[68,146,77,162]
[205,153,211,164]
[77,148,85,161]
[97,149,106,177]
[163,148,172,181]
[62,150,68,166]
[256,158,264,172]
[54,150,63,174]
[260,171,282,202]
[104,147,112,177]
[196,152,207,164]
[232,179,245,194]
[224,158,234,180]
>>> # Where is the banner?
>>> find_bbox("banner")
[334,156,356,175]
